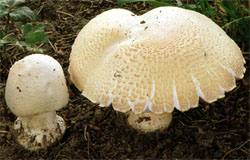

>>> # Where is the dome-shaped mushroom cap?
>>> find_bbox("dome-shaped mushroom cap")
[5,54,69,117]
[69,7,245,114]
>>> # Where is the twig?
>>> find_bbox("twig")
[83,124,90,158]
[87,132,90,159]
[48,39,58,53]
[82,104,99,115]
[242,52,250,55]
[222,140,250,159]
[37,2,45,15]
[0,130,8,134]
[177,119,186,126]
[84,125,88,141]
[215,129,246,136]
[239,148,249,155]
[56,10,74,18]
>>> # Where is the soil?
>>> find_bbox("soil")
[0,0,249,159]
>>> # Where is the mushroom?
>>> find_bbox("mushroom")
[68,7,245,132]
[5,54,69,150]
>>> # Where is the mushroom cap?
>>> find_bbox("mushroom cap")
[5,54,69,117]
[69,7,245,114]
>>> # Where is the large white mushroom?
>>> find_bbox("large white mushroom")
[68,7,245,132]
[5,54,69,150]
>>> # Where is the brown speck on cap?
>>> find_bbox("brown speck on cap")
[16,86,22,92]
[140,20,146,24]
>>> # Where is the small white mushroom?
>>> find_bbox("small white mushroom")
[68,7,245,132]
[5,54,69,150]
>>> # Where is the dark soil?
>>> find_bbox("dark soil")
[0,0,249,159]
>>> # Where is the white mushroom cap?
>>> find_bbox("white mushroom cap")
[5,54,69,117]
[69,7,245,114]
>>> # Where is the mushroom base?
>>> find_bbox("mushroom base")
[127,112,172,132]
[14,111,66,151]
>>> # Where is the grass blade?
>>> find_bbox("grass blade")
[222,15,250,29]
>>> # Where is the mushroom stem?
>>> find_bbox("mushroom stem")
[127,112,172,132]
[14,111,66,151]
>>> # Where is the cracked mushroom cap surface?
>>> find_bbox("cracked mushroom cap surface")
[69,7,245,114]
[5,54,69,117]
